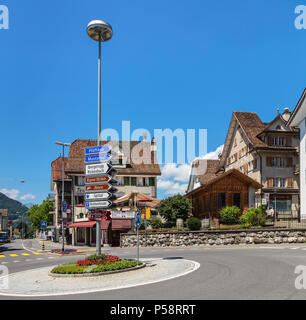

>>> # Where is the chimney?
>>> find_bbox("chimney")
[151,137,157,163]
[282,107,291,122]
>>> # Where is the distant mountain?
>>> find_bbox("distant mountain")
[24,203,34,209]
[0,192,29,221]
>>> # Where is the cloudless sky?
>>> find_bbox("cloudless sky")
[0,0,305,203]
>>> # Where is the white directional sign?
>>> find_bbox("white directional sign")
[85,200,112,209]
[85,192,111,201]
[85,163,110,176]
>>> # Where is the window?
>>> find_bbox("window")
[280,178,286,187]
[233,193,241,208]
[77,177,85,186]
[273,178,279,188]
[272,157,278,167]
[131,177,136,186]
[218,193,226,210]
[149,177,155,186]
[124,177,130,186]
[279,158,285,167]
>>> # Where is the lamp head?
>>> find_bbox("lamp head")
[87,20,113,42]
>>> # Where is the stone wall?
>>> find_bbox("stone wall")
[120,228,306,247]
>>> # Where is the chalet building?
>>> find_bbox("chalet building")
[287,89,306,221]
[50,137,161,246]
[186,160,262,224]
[219,110,300,219]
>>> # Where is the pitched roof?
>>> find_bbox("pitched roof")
[186,168,262,196]
[65,139,161,176]
[287,88,306,126]
[193,159,221,185]
[233,112,267,147]
[51,157,68,181]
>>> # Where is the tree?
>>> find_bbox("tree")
[27,198,53,231]
[159,195,191,226]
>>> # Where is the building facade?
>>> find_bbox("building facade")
[288,89,306,221]
[50,137,161,246]
[219,110,300,219]
[0,209,8,232]
[186,160,262,224]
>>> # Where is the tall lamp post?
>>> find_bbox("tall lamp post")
[87,19,113,256]
[55,141,71,252]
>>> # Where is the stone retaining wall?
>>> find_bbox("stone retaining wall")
[120,228,306,247]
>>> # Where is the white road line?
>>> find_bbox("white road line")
[1,262,8,264]
[290,247,300,250]
[13,261,20,263]
[25,259,32,262]
[36,258,43,260]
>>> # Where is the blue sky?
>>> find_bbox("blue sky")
[0,0,305,203]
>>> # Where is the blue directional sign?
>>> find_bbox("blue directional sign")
[62,201,67,213]
[136,212,141,229]
[85,154,112,163]
[41,221,47,229]
[85,145,111,155]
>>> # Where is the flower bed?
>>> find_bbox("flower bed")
[51,254,142,274]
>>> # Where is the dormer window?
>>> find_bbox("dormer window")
[276,125,281,130]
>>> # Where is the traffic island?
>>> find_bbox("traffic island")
[0,258,199,297]
[49,254,143,277]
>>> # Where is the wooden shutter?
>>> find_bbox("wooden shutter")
[243,163,248,174]
[253,159,257,170]
[286,157,293,167]
[287,178,293,188]
[266,157,272,167]
[286,136,292,147]
[267,178,273,188]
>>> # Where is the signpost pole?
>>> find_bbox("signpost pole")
[136,212,140,265]
[61,145,65,253]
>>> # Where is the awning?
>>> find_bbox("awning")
[68,221,96,228]
[112,219,131,230]
[101,220,110,230]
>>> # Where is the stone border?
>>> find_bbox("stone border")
[48,263,146,278]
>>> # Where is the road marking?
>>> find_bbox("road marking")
[33,252,42,255]
[48,257,55,259]
[21,253,30,256]
[25,259,32,262]
[9,254,18,257]
[13,260,20,263]
[36,258,43,260]
[1,262,8,264]
[290,247,300,250]
[0,255,5,258]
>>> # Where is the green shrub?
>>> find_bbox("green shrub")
[239,207,266,227]
[220,206,241,225]
[150,217,163,229]
[86,254,107,260]
[186,217,201,230]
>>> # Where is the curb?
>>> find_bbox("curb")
[48,263,146,278]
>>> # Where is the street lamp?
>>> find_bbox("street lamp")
[55,141,71,252]
[87,19,113,256]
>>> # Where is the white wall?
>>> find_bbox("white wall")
[300,119,306,220]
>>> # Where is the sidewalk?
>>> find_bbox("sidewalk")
[34,238,97,253]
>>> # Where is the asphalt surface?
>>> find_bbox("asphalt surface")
[2,239,306,299]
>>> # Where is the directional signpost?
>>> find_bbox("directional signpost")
[84,144,118,255]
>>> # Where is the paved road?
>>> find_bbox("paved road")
[2,240,306,299]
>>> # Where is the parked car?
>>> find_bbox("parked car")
[0,234,10,243]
